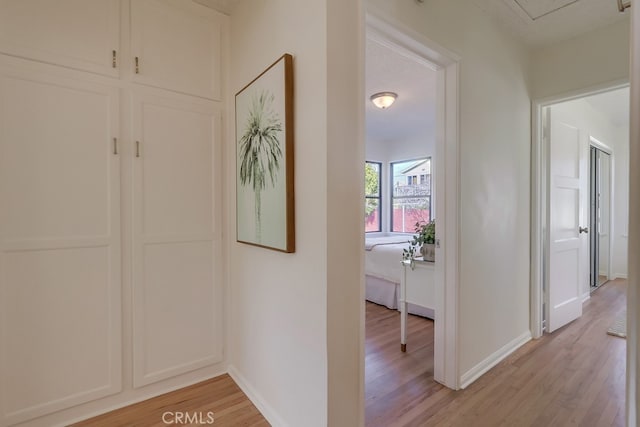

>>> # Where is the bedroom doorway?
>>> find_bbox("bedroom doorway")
[364,12,460,391]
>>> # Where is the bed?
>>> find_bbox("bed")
[365,235,434,318]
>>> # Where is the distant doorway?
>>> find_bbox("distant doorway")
[589,145,612,290]
[531,84,630,336]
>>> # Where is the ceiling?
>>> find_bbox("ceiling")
[197,0,630,47]
[470,0,629,46]
[365,38,437,146]
[193,0,234,15]
[196,0,630,148]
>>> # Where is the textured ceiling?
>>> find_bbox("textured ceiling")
[470,0,629,46]
[365,38,437,146]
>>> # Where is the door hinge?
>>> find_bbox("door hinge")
[135,56,140,74]
[112,50,117,68]
[436,239,441,248]
[136,140,140,158]
[113,137,118,155]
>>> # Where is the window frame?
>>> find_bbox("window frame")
[390,157,432,233]
[365,161,382,233]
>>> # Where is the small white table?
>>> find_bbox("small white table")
[400,258,435,352]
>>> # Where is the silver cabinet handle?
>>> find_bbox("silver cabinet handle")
[618,0,631,12]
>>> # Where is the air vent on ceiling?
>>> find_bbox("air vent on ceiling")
[513,0,580,20]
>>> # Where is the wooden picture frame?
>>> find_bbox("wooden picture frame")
[235,54,295,252]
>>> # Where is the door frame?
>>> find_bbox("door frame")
[530,80,629,338]
[366,11,461,388]
[589,137,614,287]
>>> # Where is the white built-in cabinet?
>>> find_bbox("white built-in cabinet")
[0,62,123,426]
[0,1,226,426]
[0,0,121,77]
[131,0,222,99]
[131,89,223,387]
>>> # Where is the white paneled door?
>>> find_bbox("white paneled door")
[131,89,223,388]
[0,63,121,424]
[546,107,589,332]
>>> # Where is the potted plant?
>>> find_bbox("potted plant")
[402,219,436,264]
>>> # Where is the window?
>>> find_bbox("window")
[365,161,381,232]
[391,158,431,232]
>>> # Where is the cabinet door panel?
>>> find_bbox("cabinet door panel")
[0,65,121,425]
[131,0,223,100]
[140,102,213,236]
[0,0,120,77]
[0,76,111,240]
[141,241,217,380]
[132,89,222,387]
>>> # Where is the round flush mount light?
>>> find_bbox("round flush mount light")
[370,92,398,109]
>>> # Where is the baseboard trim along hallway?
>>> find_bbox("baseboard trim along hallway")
[459,331,532,389]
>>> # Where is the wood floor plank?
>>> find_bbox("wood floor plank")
[72,374,269,427]
[365,279,627,427]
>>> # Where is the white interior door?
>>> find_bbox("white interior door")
[546,106,589,333]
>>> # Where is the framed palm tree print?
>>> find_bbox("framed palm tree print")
[236,54,295,252]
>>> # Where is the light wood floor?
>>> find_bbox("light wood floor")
[72,374,269,427]
[74,279,626,427]
[365,278,627,427]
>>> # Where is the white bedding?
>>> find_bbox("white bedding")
[364,236,434,318]
[364,235,410,251]
[364,240,408,283]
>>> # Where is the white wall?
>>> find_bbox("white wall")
[613,123,630,278]
[227,1,362,426]
[550,98,630,289]
[366,134,435,163]
[367,0,532,379]
[388,135,435,163]
[532,18,630,100]
[365,137,386,162]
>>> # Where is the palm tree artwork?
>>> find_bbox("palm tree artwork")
[238,90,283,243]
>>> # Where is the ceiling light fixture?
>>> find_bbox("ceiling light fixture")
[370,92,398,109]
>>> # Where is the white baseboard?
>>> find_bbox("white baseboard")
[62,365,227,427]
[615,273,628,279]
[459,331,532,389]
[582,291,591,303]
[228,365,287,427]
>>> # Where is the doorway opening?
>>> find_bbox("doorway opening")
[590,144,613,290]
[363,12,460,406]
[531,84,630,337]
